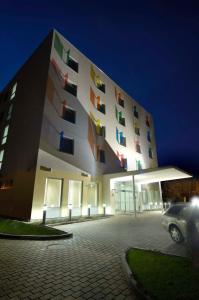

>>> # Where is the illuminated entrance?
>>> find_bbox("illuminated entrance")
[106,167,192,215]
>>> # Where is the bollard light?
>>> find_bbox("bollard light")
[42,204,47,225]
[88,204,91,217]
[68,203,72,221]
[103,203,106,216]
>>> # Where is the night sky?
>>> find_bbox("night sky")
[0,1,199,175]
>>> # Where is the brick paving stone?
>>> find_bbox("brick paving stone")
[0,213,187,300]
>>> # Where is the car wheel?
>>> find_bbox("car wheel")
[169,225,184,243]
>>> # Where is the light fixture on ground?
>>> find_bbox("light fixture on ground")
[103,203,106,216]
[68,203,72,221]
[42,204,47,225]
[88,204,91,217]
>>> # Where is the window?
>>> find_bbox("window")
[146,115,150,127]
[90,66,106,93]
[116,128,126,147]
[115,88,125,108]
[149,148,153,159]
[0,150,4,170]
[136,142,141,153]
[147,131,151,142]
[7,104,13,121]
[67,56,79,73]
[54,33,79,73]
[10,83,17,100]
[118,97,124,108]
[68,180,82,208]
[1,125,9,145]
[45,178,62,207]
[88,183,98,207]
[96,125,106,137]
[115,106,125,126]
[64,81,77,97]
[97,148,106,163]
[136,160,142,170]
[59,133,74,154]
[90,87,106,114]
[134,126,140,136]
[97,102,106,114]
[96,77,105,93]
[62,106,76,124]
[116,151,127,169]
[121,158,127,169]
[134,106,139,118]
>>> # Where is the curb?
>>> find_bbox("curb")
[121,248,153,300]
[0,232,73,240]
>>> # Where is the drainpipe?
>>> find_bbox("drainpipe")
[132,175,136,217]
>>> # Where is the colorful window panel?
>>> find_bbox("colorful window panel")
[90,65,105,93]
[115,106,125,126]
[116,151,127,169]
[90,113,106,138]
[54,33,78,72]
[90,87,105,114]
[116,127,126,146]
[115,87,124,108]
[136,160,142,170]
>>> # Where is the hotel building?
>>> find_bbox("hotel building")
[0,30,191,220]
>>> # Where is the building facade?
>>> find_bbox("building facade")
[0,30,161,221]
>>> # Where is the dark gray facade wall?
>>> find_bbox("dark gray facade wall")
[0,31,53,220]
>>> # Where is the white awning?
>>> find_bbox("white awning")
[134,166,192,184]
[108,166,192,185]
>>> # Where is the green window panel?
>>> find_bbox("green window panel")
[54,33,63,59]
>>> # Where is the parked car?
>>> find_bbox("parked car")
[162,203,199,243]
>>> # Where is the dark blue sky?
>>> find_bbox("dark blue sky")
[0,0,199,175]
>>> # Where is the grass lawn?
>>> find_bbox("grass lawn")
[0,218,65,236]
[127,249,199,300]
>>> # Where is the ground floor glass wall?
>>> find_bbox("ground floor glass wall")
[113,181,162,213]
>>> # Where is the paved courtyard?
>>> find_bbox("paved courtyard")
[0,212,187,300]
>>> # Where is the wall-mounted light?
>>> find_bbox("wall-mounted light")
[42,204,47,225]
[103,203,106,216]
[68,203,72,221]
[88,204,91,217]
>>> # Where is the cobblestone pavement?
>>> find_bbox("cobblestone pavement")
[0,212,187,300]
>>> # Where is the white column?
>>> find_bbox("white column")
[132,175,136,217]
[159,181,163,210]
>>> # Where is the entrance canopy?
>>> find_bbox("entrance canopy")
[133,166,192,184]
[109,166,192,185]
